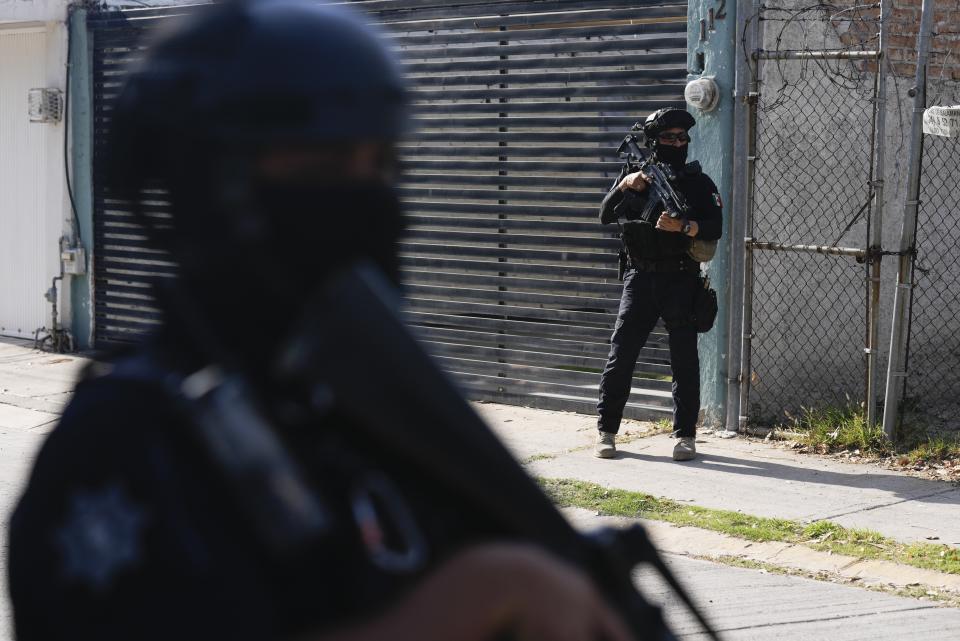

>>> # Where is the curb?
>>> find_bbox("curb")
[562,506,960,596]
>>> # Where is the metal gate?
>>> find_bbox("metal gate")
[739,4,886,425]
[89,0,689,420]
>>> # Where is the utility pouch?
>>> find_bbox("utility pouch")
[693,276,718,333]
[687,238,718,263]
[621,220,661,261]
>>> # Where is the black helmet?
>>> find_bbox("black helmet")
[103,0,410,359]
[641,108,696,146]
[107,0,407,199]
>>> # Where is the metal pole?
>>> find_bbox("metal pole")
[748,242,865,258]
[68,7,95,350]
[865,0,891,430]
[738,0,762,429]
[688,0,739,428]
[754,50,879,60]
[725,0,755,433]
[881,0,934,439]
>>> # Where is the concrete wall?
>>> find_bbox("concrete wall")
[0,0,67,23]
[0,0,197,23]
[0,18,70,341]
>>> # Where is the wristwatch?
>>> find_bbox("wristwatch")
[681,219,692,236]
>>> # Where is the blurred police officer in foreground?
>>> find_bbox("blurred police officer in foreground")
[7,2,641,640]
[595,109,723,461]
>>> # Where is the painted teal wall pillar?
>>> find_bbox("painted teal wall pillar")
[687,0,737,427]
[68,8,94,350]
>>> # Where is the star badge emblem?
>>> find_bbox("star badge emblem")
[57,484,148,591]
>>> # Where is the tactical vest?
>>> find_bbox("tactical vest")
[620,209,691,263]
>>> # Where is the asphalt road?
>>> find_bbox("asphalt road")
[639,552,960,641]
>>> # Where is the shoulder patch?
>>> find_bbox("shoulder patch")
[712,192,723,208]
[57,484,148,591]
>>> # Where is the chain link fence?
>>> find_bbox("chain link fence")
[745,4,879,423]
[741,0,960,435]
[902,39,960,433]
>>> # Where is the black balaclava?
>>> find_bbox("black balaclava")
[642,108,695,172]
[653,142,688,169]
[158,151,406,375]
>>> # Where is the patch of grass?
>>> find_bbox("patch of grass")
[541,477,803,543]
[787,403,892,455]
[900,433,960,467]
[653,419,674,434]
[801,519,842,539]
[901,542,960,574]
[539,477,960,575]
[784,403,960,469]
[521,453,557,464]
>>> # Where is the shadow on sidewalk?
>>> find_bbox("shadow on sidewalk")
[615,450,960,506]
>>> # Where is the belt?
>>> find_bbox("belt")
[630,255,699,273]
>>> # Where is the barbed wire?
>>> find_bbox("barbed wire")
[766,4,878,108]
[743,0,921,177]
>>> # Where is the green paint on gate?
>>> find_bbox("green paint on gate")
[68,8,94,350]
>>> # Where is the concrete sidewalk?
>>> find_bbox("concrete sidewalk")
[0,339,87,641]
[0,339,85,527]
[476,403,960,548]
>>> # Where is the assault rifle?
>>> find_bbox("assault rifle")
[614,130,691,225]
[165,261,723,641]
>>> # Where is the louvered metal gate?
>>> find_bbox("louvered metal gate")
[89,0,688,421]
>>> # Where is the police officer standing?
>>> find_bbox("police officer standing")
[7,3,647,641]
[595,108,723,461]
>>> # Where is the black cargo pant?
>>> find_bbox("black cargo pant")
[597,267,700,437]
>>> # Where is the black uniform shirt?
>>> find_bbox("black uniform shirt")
[599,163,724,241]
[8,343,495,641]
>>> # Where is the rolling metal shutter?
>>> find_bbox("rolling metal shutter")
[90,7,184,343]
[90,0,688,421]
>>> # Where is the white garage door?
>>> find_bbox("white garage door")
[0,26,63,339]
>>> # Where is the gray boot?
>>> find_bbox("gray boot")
[672,436,697,461]
[595,431,616,458]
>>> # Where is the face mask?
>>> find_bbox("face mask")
[254,182,406,288]
[654,143,688,168]
[161,177,406,371]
